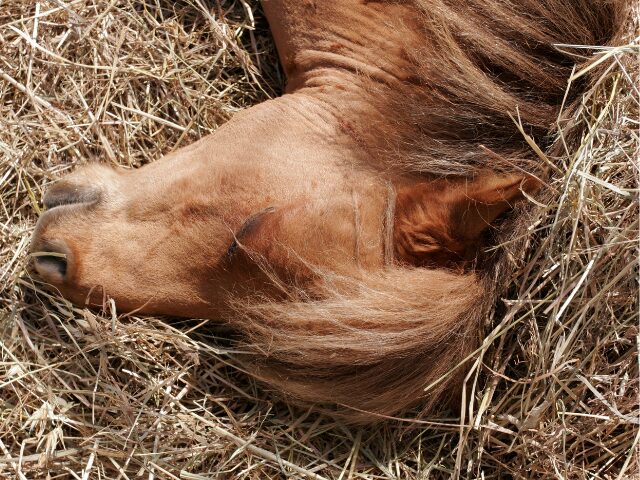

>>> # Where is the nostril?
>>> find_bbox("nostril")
[43,183,100,210]
[34,255,67,280]
[32,241,72,284]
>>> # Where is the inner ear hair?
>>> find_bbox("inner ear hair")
[394,173,542,269]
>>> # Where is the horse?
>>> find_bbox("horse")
[31,0,627,421]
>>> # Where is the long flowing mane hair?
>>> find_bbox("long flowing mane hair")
[227,0,630,421]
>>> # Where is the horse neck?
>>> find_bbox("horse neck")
[260,1,420,172]
[261,0,419,93]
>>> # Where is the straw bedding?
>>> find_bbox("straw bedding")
[0,0,637,478]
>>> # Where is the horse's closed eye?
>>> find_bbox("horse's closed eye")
[226,207,277,259]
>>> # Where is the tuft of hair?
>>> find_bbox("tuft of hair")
[230,268,485,421]
[228,0,631,421]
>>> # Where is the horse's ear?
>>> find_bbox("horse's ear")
[394,174,541,268]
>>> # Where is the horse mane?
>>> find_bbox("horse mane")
[227,0,630,421]
[372,0,628,178]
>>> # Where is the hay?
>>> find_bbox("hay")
[0,0,637,478]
